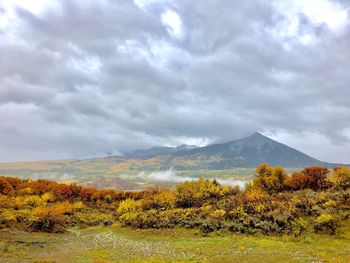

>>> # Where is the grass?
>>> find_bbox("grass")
[1,224,349,262]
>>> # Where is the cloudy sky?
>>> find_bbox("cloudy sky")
[0,0,350,163]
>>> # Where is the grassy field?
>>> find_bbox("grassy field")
[1,224,349,263]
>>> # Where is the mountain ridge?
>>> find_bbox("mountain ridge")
[124,132,345,168]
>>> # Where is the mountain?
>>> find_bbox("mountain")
[127,132,340,169]
[124,144,199,158]
[0,132,346,190]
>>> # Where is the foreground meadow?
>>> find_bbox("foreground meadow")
[1,164,350,262]
[1,224,349,262]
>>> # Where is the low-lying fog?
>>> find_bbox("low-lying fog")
[27,169,248,189]
[137,169,247,188]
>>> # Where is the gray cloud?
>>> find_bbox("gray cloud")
[0,0,350,162]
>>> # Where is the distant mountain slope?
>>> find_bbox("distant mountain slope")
[170,132,327,168]
[124,144,199,158]
[0,132,346,186]
[128,132,341,169]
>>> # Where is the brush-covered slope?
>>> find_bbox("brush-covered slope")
[149,132,331,169]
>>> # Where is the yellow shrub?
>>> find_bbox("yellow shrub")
[244,188,269,202]
[42,192,55,203]
[175,178,227,208]
[153,189,176,209]
[255,204,266,213]
[117,199,140,215]
[333,167,350,189]
[323,200,337,208]
[17,187,33,196]
[229,206,248,219]
[314,214,339,234]
[13,196,26,209]
[30,205,65,232]
[24,195,44,208]
[0,209,17,224]
[210,209,226,219]
[54,202,74,215]
[73,201,84,211]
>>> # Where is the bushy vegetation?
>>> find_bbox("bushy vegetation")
[0,165,349,236]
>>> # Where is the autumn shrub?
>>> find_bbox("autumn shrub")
[24,195,45,208]
[287,172,310,191]
[12,209,31,225]
[41,192,55,203]
[175,178,229,208]
[0,178,14,196]
[228,206,248,219]
[72,201,84,211]
[314,214,339,234]
[289,218,307,237]
[0,195,13,209]
[209,209,226,220]
[253,164,288,193]
[0,168,348,236]
[333,167,350,189]
[141,189,176,211]
[17,187,33,196]
[302,166,330,190]
[74,211,114,226]
[126,210,164,229]
[2,177,21,189]
[30,205,66,232]
[117,198,140,215]
[199,219,225,234]
[80,188,98,202]
[0,209,17,227]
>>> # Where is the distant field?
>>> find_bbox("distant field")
[0,158,300,190]
[1,225,349,262]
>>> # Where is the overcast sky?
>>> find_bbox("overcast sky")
[0,0,350,163]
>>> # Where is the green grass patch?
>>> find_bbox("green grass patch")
[1,225,349,262]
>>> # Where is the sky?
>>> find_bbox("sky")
[0,0,350,163]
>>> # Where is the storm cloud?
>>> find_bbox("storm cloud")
[1,0,350,162]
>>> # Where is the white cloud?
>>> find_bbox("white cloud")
[165,136,213,148]
[0,0,350,163]
[296,0,348,33]
[161,9,184,39]
[272,0,349,46]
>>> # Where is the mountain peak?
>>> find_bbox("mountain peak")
[124,132,333,168]
[250,132,264,138]
[172,132,325,168]
[244,132,270,142]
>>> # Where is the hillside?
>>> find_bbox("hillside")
[126,132,338,169]
[169,132,331,168]
[0,133,345,190]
